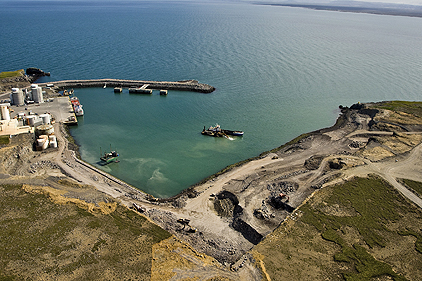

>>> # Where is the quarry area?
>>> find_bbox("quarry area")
[1,72,422,280]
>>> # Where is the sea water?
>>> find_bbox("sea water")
[1,1,422,197]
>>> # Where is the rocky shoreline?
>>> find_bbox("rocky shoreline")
[2,72,422,278]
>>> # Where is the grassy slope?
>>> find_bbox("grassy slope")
[0,184,171,280]
[254,176,422,281]
[371,101,422,119]
[401,179,422,201]
[0,70,24,79]
[0,136,10,145]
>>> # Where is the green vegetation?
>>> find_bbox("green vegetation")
[372,101,422,118]
[398,229,422,254]
[0,70,24,79]
[256,176,422,280]
[400,178,422,198]
[301,177,410,248]
[0,135,10,145]
[301,177,415,280]
[0,184,171,280]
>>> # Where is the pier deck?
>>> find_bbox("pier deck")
[38,79,215,93]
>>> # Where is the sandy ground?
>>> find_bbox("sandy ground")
[2,100,422,280]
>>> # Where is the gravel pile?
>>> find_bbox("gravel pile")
[28,160,60,174]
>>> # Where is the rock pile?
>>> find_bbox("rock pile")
[267,181,298,197]
[28,160,60,174]
[304,155,325,170]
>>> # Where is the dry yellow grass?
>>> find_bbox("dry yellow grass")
[0,184,171,280]
[151,236,237,281]
[22,184,117,215]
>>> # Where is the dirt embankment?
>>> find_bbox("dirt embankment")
[0,71,35,96]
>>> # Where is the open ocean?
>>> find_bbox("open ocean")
[1,1,422,197]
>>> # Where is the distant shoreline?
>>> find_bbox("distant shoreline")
[263,3,422,18]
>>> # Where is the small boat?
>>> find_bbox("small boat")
[201,124,244,138]
[100,146,119,164]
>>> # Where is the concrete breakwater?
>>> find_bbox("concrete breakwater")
[39,78,215,93]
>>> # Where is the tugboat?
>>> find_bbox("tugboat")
[201,124,244,138]
[100,146,119,164]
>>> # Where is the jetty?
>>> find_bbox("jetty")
[38,79,215,93]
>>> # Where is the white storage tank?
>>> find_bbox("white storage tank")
[0,105,10,120]
[49,140,57,148]
[11,88,24,106]
[36,124,54,136]
[37,135,49,150]
[49,135,57,148]
[32,85,43,103]
[40,113,51,125]
[26,115,37,126]
[37,138,45,146]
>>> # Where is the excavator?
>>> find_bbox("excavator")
[279,193,290,202]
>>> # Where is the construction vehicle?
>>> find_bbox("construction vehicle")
[279,193,290,202]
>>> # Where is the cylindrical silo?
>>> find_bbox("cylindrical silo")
[26,115,36,126]
[37,135,49,150]
[11,88,24,106]
[1,105,10,120]
[37,138,45,147]
[32,85,43,103]
[40,113,51,125]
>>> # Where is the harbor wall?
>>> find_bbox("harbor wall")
[39,79,215,93]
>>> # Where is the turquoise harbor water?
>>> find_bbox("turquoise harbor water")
[1,1,422,197]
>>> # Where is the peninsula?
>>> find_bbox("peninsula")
[1,73,422,280]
